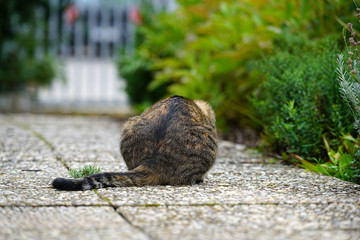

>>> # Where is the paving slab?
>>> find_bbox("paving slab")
[0,173,106,206]
[0,123,57,171]
[217,141,268,164]
[0,206,148,240]
[0,116,106,206]
[15,114,123,166]
[117,203,360,240]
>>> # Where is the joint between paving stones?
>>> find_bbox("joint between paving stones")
[111,200,360,208]
[0,204,109,208]
[93,190,158,240]
[10,117,70,170]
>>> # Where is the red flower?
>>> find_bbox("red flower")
[64,4,78,25]
[129,6,142,25]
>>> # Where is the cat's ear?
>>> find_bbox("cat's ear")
[193,100,216,127]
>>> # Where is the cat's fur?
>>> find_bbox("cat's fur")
[52,96,218,191]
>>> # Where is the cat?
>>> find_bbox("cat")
[52,95,218,190]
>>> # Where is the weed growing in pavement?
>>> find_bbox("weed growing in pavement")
[68,165,101,178]
[297,134,360,184]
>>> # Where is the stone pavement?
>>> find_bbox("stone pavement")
[0,114,359,240]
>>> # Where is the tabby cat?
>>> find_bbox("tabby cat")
[52,96,218,190]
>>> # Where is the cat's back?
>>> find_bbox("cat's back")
[144,95,207,129]
[131,95,210,132]
[120,96,217,170]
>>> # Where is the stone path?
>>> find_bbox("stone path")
[0,114,359,240]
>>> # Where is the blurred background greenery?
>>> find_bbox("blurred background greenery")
[118,0,356,131]
[1,0,58,93]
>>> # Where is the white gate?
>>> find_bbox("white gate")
[36,0,175,114]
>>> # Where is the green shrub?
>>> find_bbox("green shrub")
[118,0,355,129]
[272,12,360,184]
[300,13,360,184]
[140,0,289,129]
[251,36,354,160]
[118,51,165,111]
[337,19,360,134]
[33,56,56,86]
[117,1,172,111]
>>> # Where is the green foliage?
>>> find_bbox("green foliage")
[33,57,56,86]
[118,0,355,128]
[304,14,360,184]
[117,1,170,111]
[0,0,57,93]
[68,165,101,179]
[280,0,357,38]
[337,52,360,132]
[299,134,360,184]
[266,10,360,184]
[252,36,354,160]
[337,15,360,134]
[118,51,165,111]
[144,0,287,128]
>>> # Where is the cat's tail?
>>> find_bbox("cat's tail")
[52,166,156,191]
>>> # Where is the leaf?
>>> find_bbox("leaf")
[339,154,352,169]
[342,134,357,143]
[295,154,331,176]
[322,135,330,153]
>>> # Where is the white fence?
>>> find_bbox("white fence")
[35,0,175,113]
[38,58,129,113]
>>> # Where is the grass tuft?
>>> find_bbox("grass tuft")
[68,165,101,178]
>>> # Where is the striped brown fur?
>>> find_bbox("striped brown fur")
[52,96,218,191]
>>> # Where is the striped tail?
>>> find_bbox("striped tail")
[52,166,155,191]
